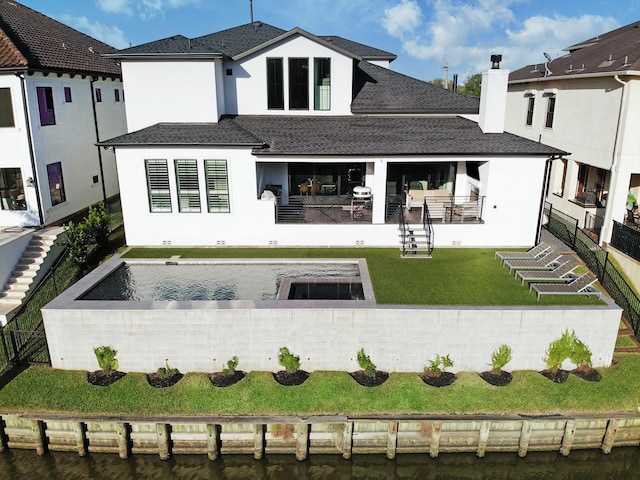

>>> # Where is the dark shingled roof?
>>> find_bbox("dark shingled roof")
[319,36,396,61]
[101,115,566,157]
[510,20,640,82]
[352,61,479,114]
[0,0,121,75]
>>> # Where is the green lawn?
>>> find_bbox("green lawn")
[0,355,638,416]
[123,247,605,306]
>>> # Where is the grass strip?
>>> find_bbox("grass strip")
[122,248,605,307]
[1,355,638,416]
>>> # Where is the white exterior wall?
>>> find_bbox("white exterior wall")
[43,303,620,374]
[122,60,220,131]
[25,73,126,225]
[117,145,546,247]
[225,36,353,116]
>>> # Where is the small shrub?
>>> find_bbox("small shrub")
[543,330,573,372]
[490,344,512,372]
[63,202,111,267]
[569,333,593,369]
[424,354,454,377]
[156,359,179,379]
[357,348,377,377]
[84,201,111,249]
[278,347,300,373]
[94,346,118,373]
[222,356,239,374]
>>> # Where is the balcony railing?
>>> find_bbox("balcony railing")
[276,196,372,224]
[390,196,484,225]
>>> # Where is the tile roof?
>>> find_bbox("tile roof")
[352,61,479,114]
[101,115,566,157]
[0,0,121,75]
[510,20,640,83]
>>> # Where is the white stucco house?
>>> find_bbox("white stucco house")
[505,21,640,246]
[0,0,127,228]
[101,22,565,249]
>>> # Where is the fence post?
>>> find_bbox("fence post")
[9,332,19,366]
[572,219,579,249]
[601,252,609,281]
[0,329,12,367]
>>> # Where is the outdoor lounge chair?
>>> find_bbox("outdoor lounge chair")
[516,259,578,285]
[495,242,550,265]
[503,250,563,275]
[530,272,600,300]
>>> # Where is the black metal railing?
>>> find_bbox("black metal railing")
[545,202,640,338]
[276,197,373,224]
[611,221,640,263]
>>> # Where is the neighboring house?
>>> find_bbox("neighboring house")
[505,21,640,245]
[0,0,127,228]
[102,22,564,249]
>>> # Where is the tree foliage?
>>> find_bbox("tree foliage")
[457,73,482,98]
[63,202,110,267]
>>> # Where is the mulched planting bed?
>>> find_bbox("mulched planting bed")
[146,372,184,388]
[87,370,127,387]
[419,371,456,387]
[571,368,602,382]
[209,371,246,387]
[539,369,570,383]
[350,370,389,387]
[479,370,513,386]
[273,370,310,386]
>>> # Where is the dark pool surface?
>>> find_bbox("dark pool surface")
[1,448,639,480]
[80,262,361,301]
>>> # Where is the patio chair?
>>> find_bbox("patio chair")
[503,250,563,275]
[495,242,550,265]
[530,272,600,300]
[516,259,578,285]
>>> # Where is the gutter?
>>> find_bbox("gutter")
[508,70,640,85]
[16,72,44,226]
[536,154,563,244]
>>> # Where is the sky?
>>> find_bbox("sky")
[17,0,640,83]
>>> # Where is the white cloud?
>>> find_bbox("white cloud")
[381,0,423,38]
[95,0,132,15]
[61,15,129,49]
[381,0,620,79]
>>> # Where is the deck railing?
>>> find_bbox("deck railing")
[276,197,372,224]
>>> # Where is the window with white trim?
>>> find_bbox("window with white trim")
[545,96,556,128]
[145,159,172,212]
[525,97,534,126]
[174,159,201,212]
[0,88,14,127]
[204,159,230,213]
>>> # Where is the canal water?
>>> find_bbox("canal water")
[0,448,639,479]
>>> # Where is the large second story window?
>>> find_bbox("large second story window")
[46,162,66,205]
[174,159,201,212]
[289,58,309,109]
[0,88,15,127]
[267,58,284,110]
[525,97,534,126]
[545,96,556,128]
[145,159,172,212]
[314,58,331,110]
[205,160,230,213]
[36,86,55,126]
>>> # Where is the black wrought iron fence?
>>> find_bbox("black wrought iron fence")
[611,221,640,262]
[545,202,640,337]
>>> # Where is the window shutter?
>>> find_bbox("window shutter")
[205,160,230,213]
[145,159,172,212]
[175,159,201,212]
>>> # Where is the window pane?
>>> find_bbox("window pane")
[545,97,555,128]
[0,168,26,210]
[95,88,102,102]
[145,159,172,212]
[0,88,15,127]
[114,89,120,102]
[525,97,534,126]
[46,162,66,205]
[37,86,55,126]
[314,58,331,110]
[175,159,201,213]
[205,160,230,213]
[289,58,309,109]
[64,86,72,103]
[267,58,284,109]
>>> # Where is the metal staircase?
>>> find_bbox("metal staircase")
[399,199,434,258]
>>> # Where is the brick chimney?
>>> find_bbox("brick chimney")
[479,54,509,134]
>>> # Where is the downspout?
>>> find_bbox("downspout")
[89,76,108,205]
[17,71,45,226]
[536,155,561,244]
[600,75,629,244]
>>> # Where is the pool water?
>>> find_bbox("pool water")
[79,261,363,301]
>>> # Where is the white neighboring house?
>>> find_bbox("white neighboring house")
[102,22,564,249]
[505,21,640,245]
[0,0,127,228]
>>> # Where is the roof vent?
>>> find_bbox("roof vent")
[88,46,94,53]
